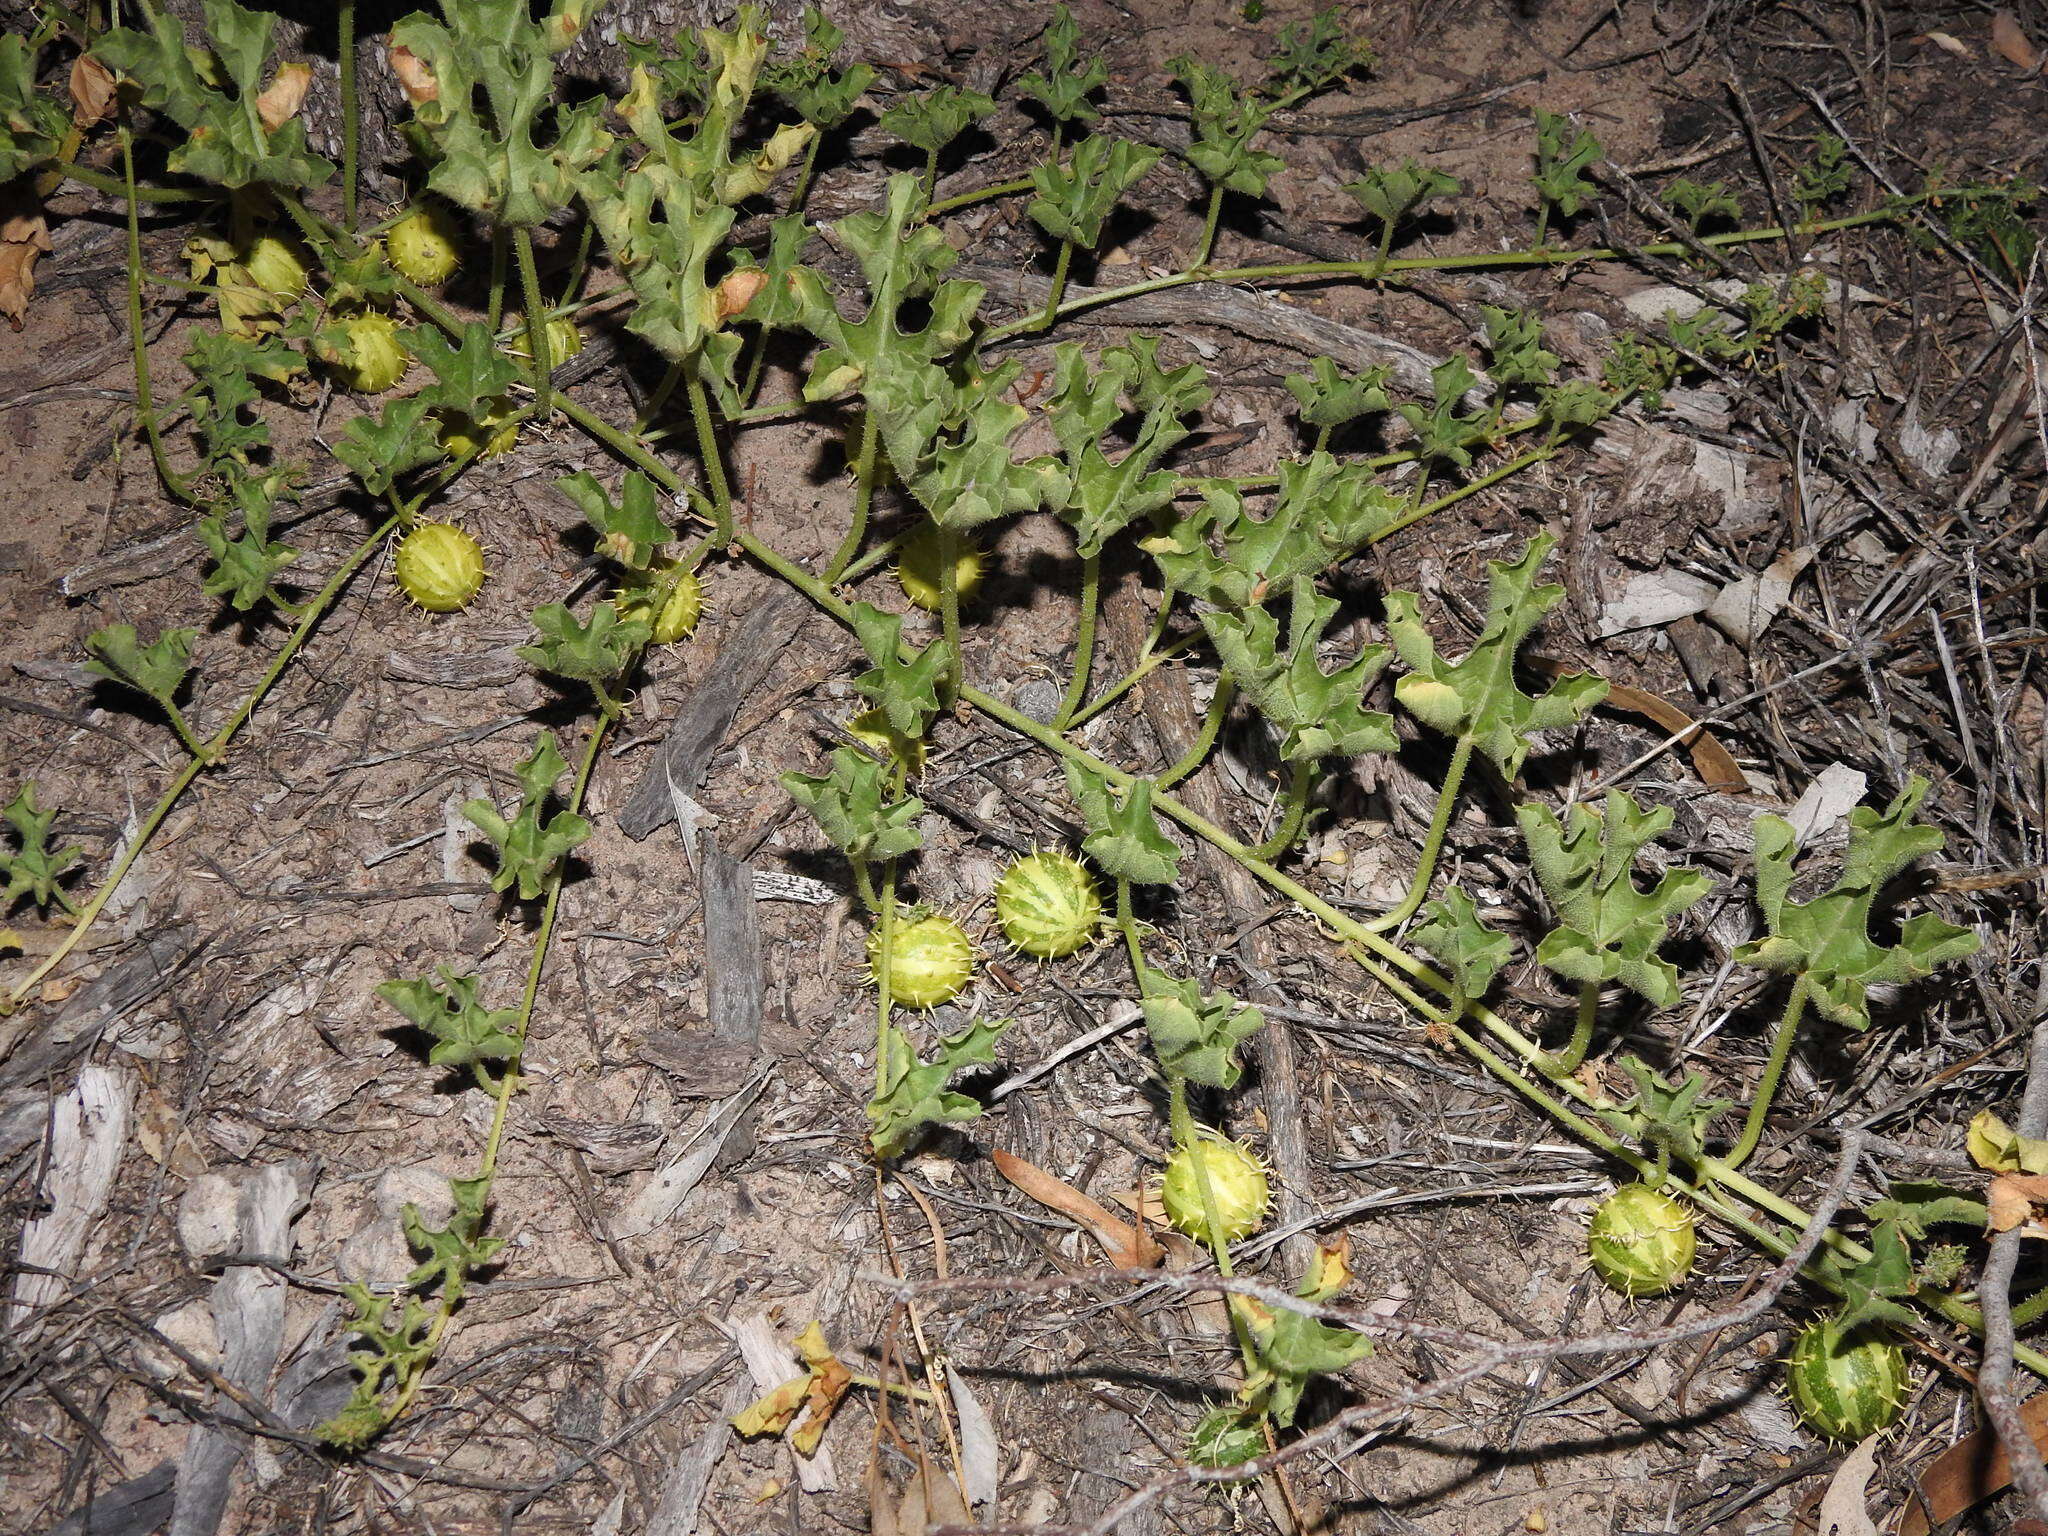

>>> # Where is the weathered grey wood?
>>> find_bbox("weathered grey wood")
[41,1462,176,1536]
[616,588,807,840]
[692,835,764,1098]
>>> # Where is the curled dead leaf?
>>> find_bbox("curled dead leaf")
[255,62,312,133]
[992,1147,1162,1269]
[1992,10,2043,71]
[387,45,439,105]
[68,56,117,128]
[0,211,53,331]
[1985,1171,2048,1234]
[715,267,769,324]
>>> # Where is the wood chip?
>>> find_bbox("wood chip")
[8,1065,134,1331]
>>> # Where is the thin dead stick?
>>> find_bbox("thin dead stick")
[908,1131,1867,1536]
[1978,1018,2048,1522]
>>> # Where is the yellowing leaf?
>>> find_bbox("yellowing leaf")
[1968,1109,2048,1174]
[732,1374,808,1438]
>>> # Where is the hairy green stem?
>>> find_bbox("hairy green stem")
[1365,734,1473,932]
[1039,240,1073,331]
[1555,982,1600,1076]
[338,0,359,229]
[826,408,880,582]
[118,129,191,506]
[1249,767,1314,861]
[1190,184,1225,270]
[980,203,1915,347]
[55,158,212,203]
[8,511,405,1005]
[927,174,1035,218]
[1052,550,1101,730]
[1157,677,1233,791]
[514,229,552,415]
[1069,597,1181,729]
[486,228,508,333]
[1726,977,1810,1172]
[936,522,965,706]
[686,374,735,546]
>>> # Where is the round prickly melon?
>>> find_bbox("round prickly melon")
[1587,1183,1696,1297]
[994,851,1102,958]
[1161,1129,1270,1246]
[1786,1318,1908,1440]
[394,522,485,613]
[867,911,974,1009]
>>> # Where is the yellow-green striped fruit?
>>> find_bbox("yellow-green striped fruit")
[867,912,974,1009]
[323,312,410,394]
[1786,1318,1908,1440]
[1588,1183,1696,1297]
[896,522,985,613]
[385,203,462,286]
[993,851,1102,958]
[242,234,312,299]
[394,522,485,613]
[1161,1129,1270,1246]
[437,396,519,460]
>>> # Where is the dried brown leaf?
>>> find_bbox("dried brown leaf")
[254,62,312,132]
[68,56,117,128]
[992,1148,1161,1268]
[1896,1391,2048,1535]
[0,212,53,331]
[1992,10,2043,70]
[1986,1172,2048,1233]
[388,46,439,105]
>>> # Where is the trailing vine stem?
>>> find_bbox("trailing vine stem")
[1725,976,1811,1172]
[1052,550,1101,730]
[1157,678,1233,791]
[514,228,553,415]
[978,201,1917,347]
[119,126,192,507]
[1364,733,1473,933]
[825,407,879,583]
[6,510,408,1007]
[383,698,613,1426]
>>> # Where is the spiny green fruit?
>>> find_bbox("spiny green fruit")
[994,851,1102,958]
[1587,1183,1696,1297]
[648,567,702,644]
[541,317,584,369]
[437,396,519,461]
[385,202,462,286]
[867,911,975,1008]
[614,564,704,644]
[394,522,486,613]
[1786,1318,1909,1441]
[1161,1129,1270,1246]
[242,234,312,299]
[896,522,985,613]
[322,311,410,394]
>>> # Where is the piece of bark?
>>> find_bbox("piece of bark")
[41,1462,176,1536]
[612,1074,769,1239]
[730,1312,838,1494]
[169,1162,313,1536]
[693,835,764,1098]
[8,1065,134,1330]
[645,1369,755,1536]
[0,923,205,1088]
[384,628,530,689]
[616,588,808,841]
